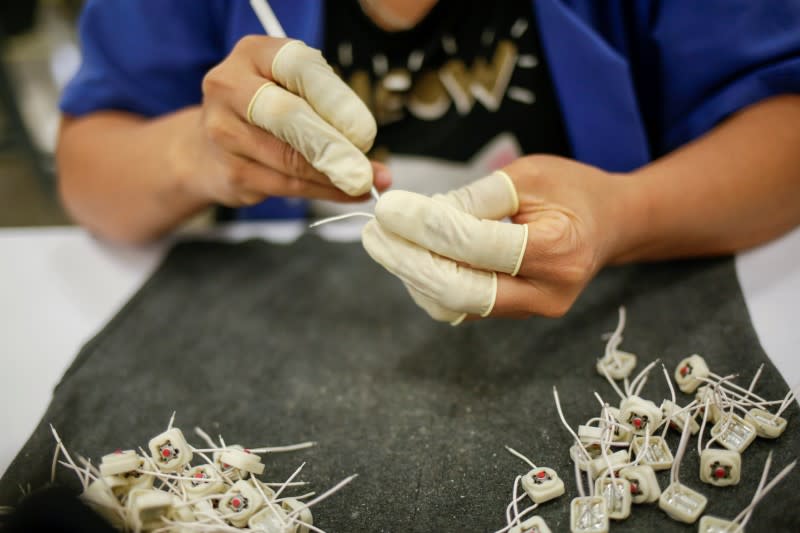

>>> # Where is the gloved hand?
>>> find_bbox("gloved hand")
[362,155,630,324]
[188,36,388,207]
[247,40,377,196]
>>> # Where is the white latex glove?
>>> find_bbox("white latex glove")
[247,41,377,196]
[362,171,528,325]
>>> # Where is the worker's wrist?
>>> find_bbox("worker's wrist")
[166,107,217,208]
[601,170,654,265]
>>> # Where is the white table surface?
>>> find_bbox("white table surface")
[1,222,799,476]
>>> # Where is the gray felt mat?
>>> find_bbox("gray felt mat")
[1,237,798,532]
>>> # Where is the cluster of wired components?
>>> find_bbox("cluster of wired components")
[50,415,355,533]
[495,307,796,533]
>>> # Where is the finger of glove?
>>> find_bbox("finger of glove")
[433,171,520,220]
[272,41,377,153]
[249,83,372,196]
[361,220,497,317]
[401,281,467,325]
[374,190,528,275]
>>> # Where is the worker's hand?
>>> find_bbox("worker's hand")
[180,36,389,206]
[361,155,634,324]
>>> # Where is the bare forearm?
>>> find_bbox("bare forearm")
[614,94,800,263]
[57,108,211,243]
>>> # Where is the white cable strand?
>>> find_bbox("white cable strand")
[309,212,375,228]
[286,475,358,520]
[738,459,797,528]
[250,0,287,37]
[504,445,537,470]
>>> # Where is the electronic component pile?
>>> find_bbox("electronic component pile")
[49,414,355,532]
[495,307,797,533]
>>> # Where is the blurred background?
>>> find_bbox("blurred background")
[0,0,84,227]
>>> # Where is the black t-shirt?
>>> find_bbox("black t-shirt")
[323,0,571,163]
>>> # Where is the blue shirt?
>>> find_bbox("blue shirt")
[61,0,800,219]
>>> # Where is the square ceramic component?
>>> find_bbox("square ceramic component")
[282,498,314,533]
[520,467,565,504]
[658,482,707,524]
[126,488,174,532]
[148,428,192,472]
[218,448,265,475]
[578,424,607,445]
[570,496,609,533]
[215,445,246,480]
[619,465,660,504]
[710,414,757,453]
[509,515,552,533]
[99,450,140,477]
[249,505,289,532]
[695,386,723,424]
[570,444,600,472]
[594,477,632,520]
[699,448,741,487]
[661,400,700,435]
[619,396,662,435]
[603,407,633,443]
[219,480,263,527]
[183,464,226,497]
[589,450,630,479]
[631,436,674,471]
[697,515,741,532]
[124,457,155,491]
[674,355,710,394]
[81,478,126,526]
[596,350,637,380]
[745,408,787,439]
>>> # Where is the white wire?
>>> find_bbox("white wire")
[250,0,287,37]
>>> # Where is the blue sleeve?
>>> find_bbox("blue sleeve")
[646,0,800,153]
[60,0,226,117]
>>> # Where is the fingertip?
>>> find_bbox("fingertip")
[371,161,393,190]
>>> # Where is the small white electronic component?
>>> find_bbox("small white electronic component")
[81,478,125,527]
[594,477,631,520]
[696,515,741,532]
[570,443,599,472]
[215,444,246,480]
[631,436,674,471]
[674,354,710,394]
[619,396,662,435]
[699,448,741,487]
[619,465,660,504]
[570,496,609,533]
[219,447,266,475]
[520,467,565,504]
[589,450,630,479]
[126,488,175,532]
[659,405,707,524]
[595,307,637,380]
[695,386,722,424]
[578,425,606,445]
[219,479,263,527]
[147,428,192,472]
[745,408,788,439]
[710,414,757,453]
[248,504,289,532]
[99,449,140,477]
[282,497,314,533]
[596,351,637,381]
[660,400,700,435]
[509,515,551,533]
[603,407,633,443]
[183,464,226,497]
[658,482,707,524]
